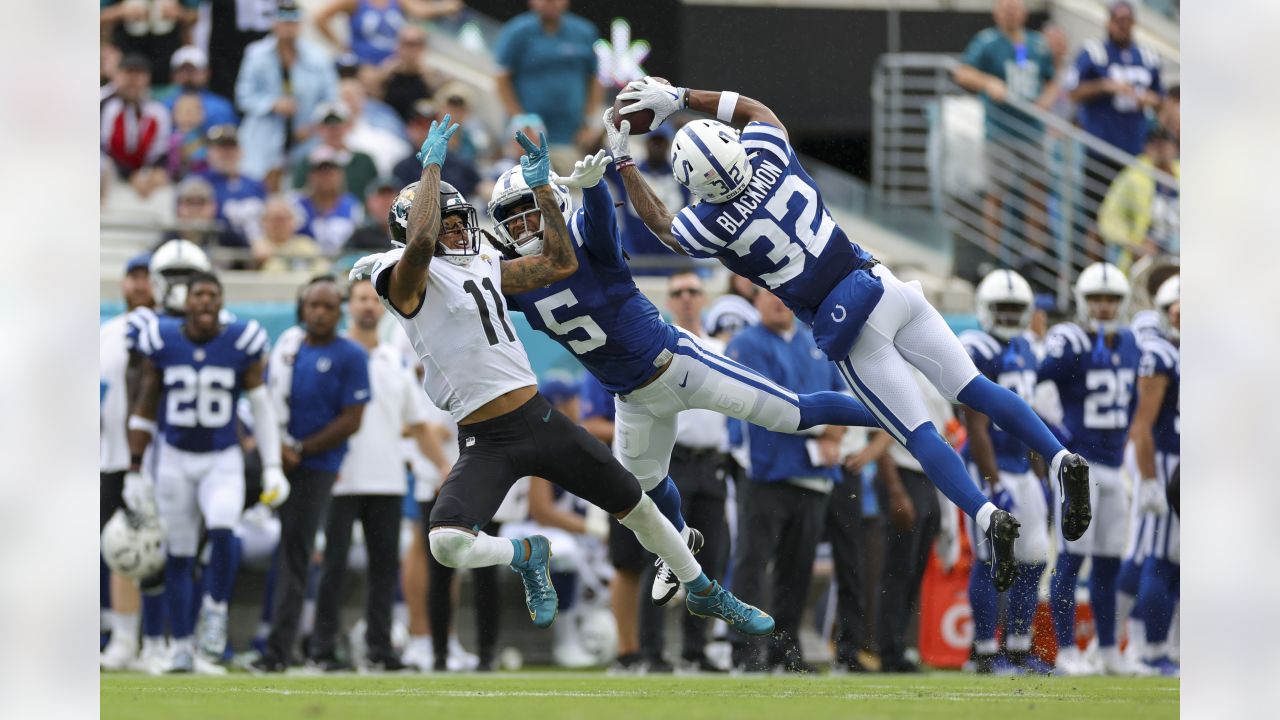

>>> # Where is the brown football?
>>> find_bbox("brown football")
[611,77,670,135]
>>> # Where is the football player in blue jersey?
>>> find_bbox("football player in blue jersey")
[487,144,881,606]
[960,270,1053,675]
[1038,262,1143,675]
[1126,274,1179,675]
[125,270,291,673]
[613,78,1093,593]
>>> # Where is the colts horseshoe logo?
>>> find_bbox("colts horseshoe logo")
[831,304,847,323]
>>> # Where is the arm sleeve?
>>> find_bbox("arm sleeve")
[248,385,282,469]
[579,183,624,266]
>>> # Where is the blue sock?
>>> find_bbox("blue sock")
[904,422,990,517]
[646,477,686,532]
[1137,558,1179,644]
[1090,556,1120,647]
[797,391,879,430]
[165,555,196,639]
[969,560,999,647]
[1008,562,1045,638]
[141,591,167,639]
[1050,552,1084,648]
[551,572,578,611]
[205,528,237,604]
[957,376,1065,464]
[683,572,711,594]
[1117,557,1143,598]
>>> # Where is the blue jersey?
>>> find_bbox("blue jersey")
[127,315,270,453]
[1071,39,1163,156]
[1038,323,1142,467]
[198,170,266,239]
[349,0,405,66]
[669,122,873,326]
[295,193,363,256]
[507,182,679,395]
[1138,336,1179,455]
[960,330,1038,474]
[579,373,616,423]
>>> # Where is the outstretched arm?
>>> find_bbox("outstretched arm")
[602,108,683,255]
[554,150,622,265]
[500,132,578,294]
[617,76,787,138]
[387,114,460,315]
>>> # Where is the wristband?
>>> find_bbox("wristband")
[615,156,635,171]
[716,92,740,122]
[130,453,143,469]
[128,415,157,435]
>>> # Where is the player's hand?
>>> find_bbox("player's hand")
[349,252,383,282]
[602,108,633,163]
[417,113,460,169]
[516,130,552,189]
[123,471,157,517]
[552,150,612,189]
[1138,478,1167,516]
[260,467,292,509]
[617,76,687,131]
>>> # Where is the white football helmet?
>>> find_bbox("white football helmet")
[975,269,1034,341]
[1154,274,1180,341]
[101,509,166,580]
[150,239,212,314]
[487,165,572,257]
[670,119,753,203]
[1074,261,1130,334]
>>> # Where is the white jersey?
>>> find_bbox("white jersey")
[100,314,132,472]
[371,247,537,423]
[335,343,427,497]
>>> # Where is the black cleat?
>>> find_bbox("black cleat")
[988,509,1021,592]
[1058,453,1092,541]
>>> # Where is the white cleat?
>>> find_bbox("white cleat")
[194,653,229,675]
[651,527,704,606]
[100,636,139,672]
[1100,646,1153,676]
[197,606,229,660]
[1054,646,1096,676]
[447,635,478,671]
[401,642,434,672]
[138,639,172,675]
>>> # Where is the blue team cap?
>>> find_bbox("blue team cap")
[1033,292,1056,312]
[540,371,580,406]
[125,253,152,275]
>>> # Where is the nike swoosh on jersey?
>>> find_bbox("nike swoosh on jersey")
[542,409,552,422]
[679,372,689,388]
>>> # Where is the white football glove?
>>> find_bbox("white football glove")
[602,108,632,162]
[1138,478,1167,516]
[349,252,383,283]
[617,76,687,131]
[260,467,292,509]
[122,470,157,517]
[552,150,612,189]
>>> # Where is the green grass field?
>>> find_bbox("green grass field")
[102,671,1178,720]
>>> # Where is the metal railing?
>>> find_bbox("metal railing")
[872,53,1179,308]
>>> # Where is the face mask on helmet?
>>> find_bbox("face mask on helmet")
[986,302,1032,340]
[670,119,753,204]
[388,181,485,265]
[487,167,572,258]
[974,269,1034,340]
[156,269,196,314]
[149,239,212,315]
[1074,262,1130,335]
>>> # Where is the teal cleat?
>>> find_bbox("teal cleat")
[685,580,774,636]
[509,535,557,629]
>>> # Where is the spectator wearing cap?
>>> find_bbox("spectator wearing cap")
[197,125,268,241]
[494,0,604,174]
[393,101,480,197]
[160,46,238,131]
[235,0,339,183]
[102,54,172,184]
[346,177,401,251]
[293,146,365,257]
[252,195,330,274]
[1097,125,1179,269]
[291,102,379,196]
[313,0,463,68]
[337,78,411,174]
[368,24,450,123]
[100,0,199,87]
[162,176,251,263]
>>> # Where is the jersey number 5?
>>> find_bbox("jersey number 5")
[463,277,516,347]
[165,366,235,428]
[533,288,607,355]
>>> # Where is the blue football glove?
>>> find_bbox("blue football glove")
[416,113,460,169]
[516,130,551,189]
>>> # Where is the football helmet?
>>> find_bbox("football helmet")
[975,269,1034,341]
[1074,261,1130,334]
[101,509,166,580]
[150,239,212,314]
[1154,274,1180,340]
[488,165,572,258]
[388,181,485,265]
[670,119,753,203]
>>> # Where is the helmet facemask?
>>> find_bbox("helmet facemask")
[492,195,545,257]
[435,207,484,266]
[985,301,1031,341]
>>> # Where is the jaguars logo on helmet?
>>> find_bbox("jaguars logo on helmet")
[387,181,486,266]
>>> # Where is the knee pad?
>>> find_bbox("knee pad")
[428,527,476,568]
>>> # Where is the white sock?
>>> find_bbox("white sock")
[680,525,693,543]
[112,612,140,644]
[172,636,195,653]
[408,635,432,655]
[202,596,228,614]
[393,602,409,627]
[1050,449,1069,479]
[143,636,166,654]
[1117,592,1135,639]
[619,495,701,583]
[975,502,997,532]
[1007,634,1032,653]
[975,638,998,655]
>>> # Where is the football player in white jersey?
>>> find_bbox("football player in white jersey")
[351,116,774,636]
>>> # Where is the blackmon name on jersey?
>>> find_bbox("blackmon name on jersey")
[371,247,537,423]
[1038,322,1142,468]
[507,182,679,395]
[960,329,1038,475]
[669,121,873,324]
[1139,336,1179,455]
[127,314,269,453]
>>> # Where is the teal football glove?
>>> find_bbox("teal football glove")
[416,113,460,169]
[516,130,551,188]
